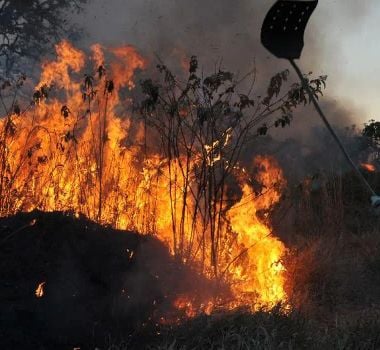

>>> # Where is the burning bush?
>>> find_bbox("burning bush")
[0,40,327,313]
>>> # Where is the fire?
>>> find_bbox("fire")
[0,41,289,314]
[227,156,287,309]
[174,297,197,318]
[35,282,46,298]
[361,163,376,172]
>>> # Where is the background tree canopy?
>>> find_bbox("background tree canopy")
[0,0,87,74]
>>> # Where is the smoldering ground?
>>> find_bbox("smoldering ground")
[0,211,225,349]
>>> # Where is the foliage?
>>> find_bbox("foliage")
[363,119,380,141]
[111,309,380,349]
[360,119,380,166]
[0,0,87,74]
[0,50,327,301]
[139,57,327,273]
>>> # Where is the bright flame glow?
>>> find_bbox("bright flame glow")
[227,156,287,309]
[0,41,289,314]
[361,163,376,172]
[35,282,46,298]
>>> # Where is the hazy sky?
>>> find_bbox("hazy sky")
[312,1,380,124]
[77,0,380,126]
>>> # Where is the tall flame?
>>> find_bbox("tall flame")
[0,41,288,313]
[227,156,287,308]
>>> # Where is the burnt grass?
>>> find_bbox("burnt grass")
[0,210,221,349]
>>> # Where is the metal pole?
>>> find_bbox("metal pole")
[289,59,377,198]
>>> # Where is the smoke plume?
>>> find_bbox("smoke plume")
[73,0,374,179]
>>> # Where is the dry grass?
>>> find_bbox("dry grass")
[115,170,380,349]
[109,309,380,349]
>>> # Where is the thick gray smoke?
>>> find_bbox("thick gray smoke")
[77,0,373,78]
[74,0,374,180]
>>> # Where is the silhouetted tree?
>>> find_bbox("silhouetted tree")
[0,0,87,74]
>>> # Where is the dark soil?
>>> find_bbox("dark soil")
[0,210,217,349]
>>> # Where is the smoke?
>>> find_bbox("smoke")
[76,0,373,76]
[78,2,366,98]
[73,0,374,178]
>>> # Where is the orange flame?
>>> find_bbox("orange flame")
[227,156,287,309]
[0,41,289,314]
[361,163,376,172]
[35,282,45,298]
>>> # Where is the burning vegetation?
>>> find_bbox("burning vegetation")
[0,40,324,314]
[1,38,380,350]
[3,2,380,349]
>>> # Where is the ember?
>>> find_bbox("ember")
[35,282,45,298]
[361,163,376,172]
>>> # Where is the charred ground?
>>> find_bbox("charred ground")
[0,210,223,349]
[3,166,380,349]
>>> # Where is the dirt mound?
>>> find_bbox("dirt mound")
[0,211,218,349]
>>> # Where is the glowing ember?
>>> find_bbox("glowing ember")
[35,282,46,298]
[0,41,289,314]
[361,163,376,172]
[173,295,215,318]
[174,297,197,318]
